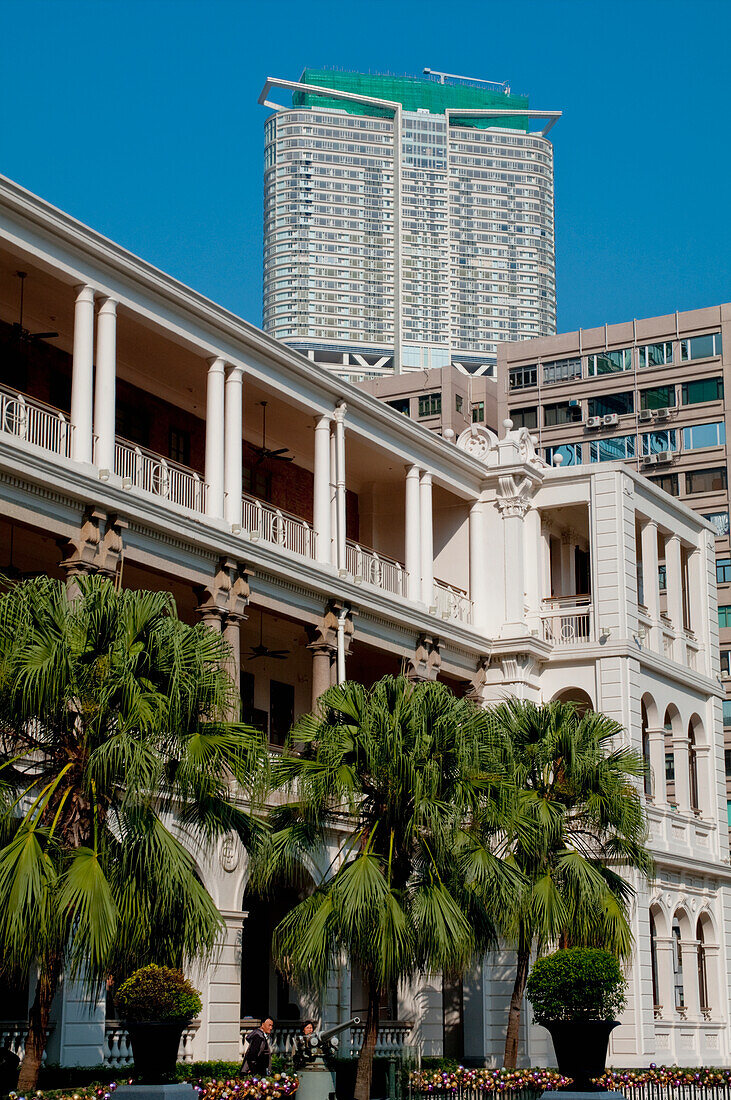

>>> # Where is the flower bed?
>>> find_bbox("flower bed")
[9,1073,299,1100]
[410,1067,571,1093]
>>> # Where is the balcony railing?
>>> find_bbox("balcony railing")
[114,437,206,513]
[0,1020,52,1061]
[346,1021,414,1058]
[238,1019,413,1061]
[240,1019,302,1060]
[104,1020,198,1067]
[0,385,71,457]
[541,595,593,646]
[346,541,408,597]
[433,579,472,624]
[242,493,316,559]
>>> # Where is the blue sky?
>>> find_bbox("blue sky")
[1,0,729,334]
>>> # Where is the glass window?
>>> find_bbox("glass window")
[683,422,726,450]
[672,919,684,1009]
[649,473,679,496]
[545,443,581,467]
[455,394,463,414]
[387,397,410,416]
[509,365,537,390]
[542,357,582,385]
[723,699,731,725]
[638,342,673,369]
[511,407,538,430]
[418,393,441,417]
[717,559,731,584]
[686,467,728,495]
[243,465,271,501]
[544,401,582,426]
[704,511,730,537]
[681,332,723,361]
[681,377,724,405]
[641,430,678,455]
[720,607,731,630]
[658,564,667,591]
[721,652,731,677]
[588,391,634,417]
[586,348,632,376]
[641,386,676,410]
[727,799,731,827]
[472,401,485,423]
[589,434,636,462]
[168,428,191,466]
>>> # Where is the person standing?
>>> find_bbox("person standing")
[242,1016,274,1077]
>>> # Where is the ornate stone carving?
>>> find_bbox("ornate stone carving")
[306,599,355,657]
[220,835,241,873]
[195,557,252,628]
[465,655,491,704]
[58,507,127,581]
[496,474,533,518]
[407,633,441,682]
[456,423,499,462]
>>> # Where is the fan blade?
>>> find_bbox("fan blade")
[269,650,290,659]
[266,447,291,456]
[273,455,294,462]
[30,331,59,341]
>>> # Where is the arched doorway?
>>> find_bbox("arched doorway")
[241,882,316,1024]
[550,687,594,715]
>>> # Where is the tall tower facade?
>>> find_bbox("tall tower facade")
[260,69,560,382]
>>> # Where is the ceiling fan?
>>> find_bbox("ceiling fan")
[245,609,290,661]
[247,401,294,466]
[9,271,59,344]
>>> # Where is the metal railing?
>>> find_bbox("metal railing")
[0,385,72,457]
[541,595,593,645]
[104,1020,198,1066]
[433,579,472,624]
[114,437,206,513]
[242,493,316,559]
[346,541,408,597]
[409,1086,731,1100]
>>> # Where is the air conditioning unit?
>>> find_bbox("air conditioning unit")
[656,450,673,463]
[603,413,619,426]
[642,454,658,465]
[638,409,653,422]
[586,416,602,429]
[569,399,580,407]
[655,407,671,420]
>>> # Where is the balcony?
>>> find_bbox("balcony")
[346,540,408,597]
[242,492,316,559]
[0,384,71,458]
[541,595,593,646]
[433,578,472,624]
[115,437,206,513]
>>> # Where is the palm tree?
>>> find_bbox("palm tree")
[253,675,521,1100]
[488,699,653,1070]
[0,574,265,1091]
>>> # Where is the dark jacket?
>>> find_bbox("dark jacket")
[242,1027,271,1077]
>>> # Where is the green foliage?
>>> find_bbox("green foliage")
[526,947,627,1022]
[0,575,267,1081]
[114,964,202,1022]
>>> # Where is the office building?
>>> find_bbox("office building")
[356,363,498,440]
[259,69,560,382]
[0,174,728,1069]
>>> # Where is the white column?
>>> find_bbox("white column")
[665,534,685,662]
[205,357,226,519]
[672,733,691,812]
[469,497,487,632]
[313,415,332,565]
[334,404,347,572]
[559,530,574,596]
[224,365,243,528]
[329,428,337,566]
[540,522,552,600]
[405,464,421,602]
[647,727,667,807]
[93,297,117,473]
[524,505,542,621]
[419,471,434,606]
[640,520,661,649]
[70,285,95,463]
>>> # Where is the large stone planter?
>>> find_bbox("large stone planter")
[124,1020,188,1083]
[544,1019,619,1092]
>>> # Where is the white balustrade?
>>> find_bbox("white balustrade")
[0,1021,53,1061]
[114,438,206,513]
[346,1021,414,1058]
[541,596,593,646]
[345,541,407,597]
[104,1021,199,1067]
[241,493,315,558]
[433,579,472,624]
[0,385,71,457]
[239,1019,303,1060]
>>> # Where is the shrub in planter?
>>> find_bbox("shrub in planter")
[115,965,202,1083]
[526,948,627,1091]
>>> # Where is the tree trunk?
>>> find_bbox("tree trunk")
[503,946,531,1071]
[17,954,63,1092]
[353,974,381,1100]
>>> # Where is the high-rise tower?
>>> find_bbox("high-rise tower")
[259,68,560,382]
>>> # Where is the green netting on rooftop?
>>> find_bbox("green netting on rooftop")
[292,69,531,131]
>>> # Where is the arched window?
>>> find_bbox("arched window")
[649,913,660,1012]
[697,919,709,1013]
[689,726,699,812]
[672,917,685,1009]
[642,702,652,798]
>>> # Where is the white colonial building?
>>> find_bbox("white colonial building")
[0,173,728,1070]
